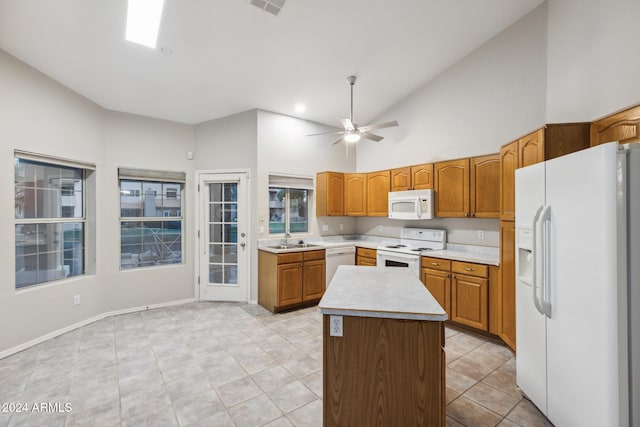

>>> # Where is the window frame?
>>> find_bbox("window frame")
[268,186,312,236]
[14,155,91,289]
[118,174,185,270]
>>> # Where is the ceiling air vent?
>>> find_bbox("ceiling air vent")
[249,0,286,16]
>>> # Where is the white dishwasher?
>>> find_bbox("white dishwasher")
[325,246,356,288]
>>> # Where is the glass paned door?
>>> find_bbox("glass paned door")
[208,182,238,284]
[198,172,248,302]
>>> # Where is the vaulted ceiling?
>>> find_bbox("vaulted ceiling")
[0,0,544,125]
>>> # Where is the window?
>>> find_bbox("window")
[119,168,185,269]
[14,156,91,288]
[268,175,313,235]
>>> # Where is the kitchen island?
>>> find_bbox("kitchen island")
[319,266,447,427]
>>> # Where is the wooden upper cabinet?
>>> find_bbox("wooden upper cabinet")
[344,173,367,216]
[590,104,640,146]
[434,159,470,217]
[470,154,500,218]
[499,141,517,221]
[316,172,343,216]
[518,129,544,168]
[411,163,434,190]
[367,170,391,216]
[391,167,411,191]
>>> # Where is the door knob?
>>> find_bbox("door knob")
[240,242,246,248]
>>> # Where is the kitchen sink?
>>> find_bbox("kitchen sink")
[266,243,320,250]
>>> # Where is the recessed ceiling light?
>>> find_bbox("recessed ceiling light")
[294,103,306,114]
[126,0,165,49]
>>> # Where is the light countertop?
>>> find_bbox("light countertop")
[258,237,499,265]
[318,266,448,321]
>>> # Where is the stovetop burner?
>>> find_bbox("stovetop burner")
[385,244,407,249]
[411,247,433,251]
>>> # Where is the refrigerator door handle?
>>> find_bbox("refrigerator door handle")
[540,205,552,318]
[532,205,545,315]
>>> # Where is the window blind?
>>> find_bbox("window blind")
[118,167,186,183]
[268,174,314,190]
[14,150,96,170]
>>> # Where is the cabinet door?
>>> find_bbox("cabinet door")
[302,260,325,301]
[590,105,640,146]
[500,141,518,221]
[451,274,488,331]
[518,129,544,168]
[316,172,344,217]
[366,170,390,216]
[421,268,450,316]
[434,159,469,217]
[344,173,367,216]
[391,167,411,191]
[277,263,303,307]
[499,221,516,350]
[411,163,434,190]
[470,154,500,218]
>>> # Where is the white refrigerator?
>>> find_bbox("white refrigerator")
[515,142,639,426]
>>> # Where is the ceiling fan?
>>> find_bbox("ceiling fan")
[308,75,398,145]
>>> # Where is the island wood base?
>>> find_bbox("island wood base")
[323,315,445,427]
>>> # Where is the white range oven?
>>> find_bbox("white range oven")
[376,228,446,277]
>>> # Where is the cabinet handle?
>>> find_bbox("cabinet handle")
[465,212,469,217]
[431,262,439,266]
[464,267,473,271]
[451,274,456,279]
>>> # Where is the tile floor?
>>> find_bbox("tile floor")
[0,302,551,427]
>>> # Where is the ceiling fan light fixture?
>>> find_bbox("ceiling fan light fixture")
[344,132,361,143]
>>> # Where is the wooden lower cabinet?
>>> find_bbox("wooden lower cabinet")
[421,257,500,335]
[499,221,516,350]
[323,315,445,426]
[356,247,377,266]
[259,249,326,312]
[451,273,488,330]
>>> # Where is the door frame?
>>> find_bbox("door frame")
[195,169,251,302]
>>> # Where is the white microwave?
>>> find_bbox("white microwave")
[388,189,434,220]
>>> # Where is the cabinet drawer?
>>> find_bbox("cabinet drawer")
[277,252,303,264]
[303,250,325,261]
[356,247,377,259]
[357,256,377,266]
[421,257,451,271]
[452,261,488,278]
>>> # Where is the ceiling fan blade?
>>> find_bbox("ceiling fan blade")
[307,129,345,137]
[331,135,345,145]
[357,120,398,133]
[340,118,355,131]
[359,132,384,142]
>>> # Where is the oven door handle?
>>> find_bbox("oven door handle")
[377,251,419,262]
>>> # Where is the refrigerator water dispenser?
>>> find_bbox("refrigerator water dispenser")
[517,226,533,285]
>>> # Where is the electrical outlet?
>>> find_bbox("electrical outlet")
[73,295,80,306]
[478,230,485,240]
[322,224,329,232]
[378,225,383,232]
[330,315,343,337]
[339,223,344,231]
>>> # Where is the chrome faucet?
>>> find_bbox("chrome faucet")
[283,232,291,247]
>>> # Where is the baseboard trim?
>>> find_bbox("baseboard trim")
[0,297,196,360]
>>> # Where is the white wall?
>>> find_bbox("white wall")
[256,110,357,240]
[546,0,640,122]
[356,4,548,172]
[0,50,196,354]
[101,111,195,312]
[353,4,547,246]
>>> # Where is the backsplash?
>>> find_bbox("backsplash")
[354,217,500,247]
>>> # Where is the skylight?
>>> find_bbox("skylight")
[125,0,165,49]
